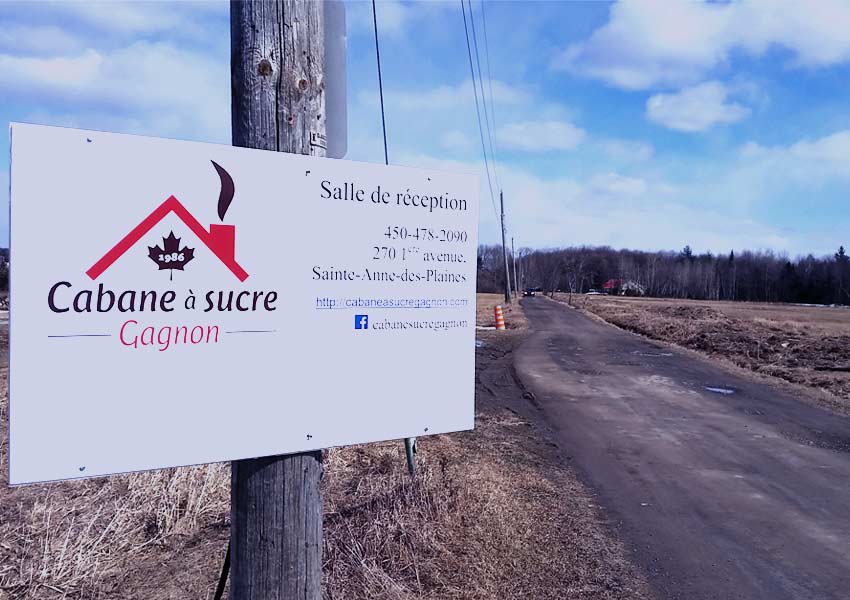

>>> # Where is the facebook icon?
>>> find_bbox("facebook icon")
[354,315,369,330]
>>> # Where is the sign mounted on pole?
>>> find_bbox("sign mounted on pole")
[8,123,479,485]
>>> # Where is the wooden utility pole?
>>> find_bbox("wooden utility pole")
[519,248,525,289]
[500,190,511,303]
[230,2,324,599]
[512,237,518,295]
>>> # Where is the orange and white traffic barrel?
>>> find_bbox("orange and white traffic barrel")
[494,305,506,330]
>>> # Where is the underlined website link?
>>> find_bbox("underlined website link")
[315,297,469,310]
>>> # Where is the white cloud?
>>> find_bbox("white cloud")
[599,139,654,162]
[588,172,648,198]
[440,130,473,152]
[0,25,84,56]
[497,120,586,152]
[361,78,531,112]
[789,130,850,166]
[353,77,577,163]
[0,3,229,60]
[492,166,788,254]
[347,0,454,38]
[740,130,850,178]
[347,0,409,37]
[63,3,181,33]
[556,0,850,90]
[646,81,750,132]
[52,1,226,36]
[689,128,850,249]
[0,42,229,142]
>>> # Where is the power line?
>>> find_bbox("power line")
[468,0,499,192]
[461,0,498,219]
[464,0,510,300]
[372,0,389,166]
[480,0,501,184]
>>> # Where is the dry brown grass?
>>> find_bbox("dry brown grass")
[0,296,648,599]
[475,293,527,329]
[580,296,850,335]
[322,404,647,600]
[560,294,850,414]
[0,423,229,598]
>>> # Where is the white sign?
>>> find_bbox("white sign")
[9,123,478,484]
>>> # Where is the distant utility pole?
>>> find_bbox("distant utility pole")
[519,249,525,289]
[500,190,511,303]
[516,249,521,291]
[512,237,518,295]
[230,2,324,599]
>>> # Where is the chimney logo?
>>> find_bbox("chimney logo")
[86,161,249,282]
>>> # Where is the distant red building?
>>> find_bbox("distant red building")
[603,278,624,293]
[602,278,646,296]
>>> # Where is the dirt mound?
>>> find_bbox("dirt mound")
[654,304,720,320]
[573,297,850,414]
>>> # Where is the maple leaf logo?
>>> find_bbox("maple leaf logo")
[147,231,195,280]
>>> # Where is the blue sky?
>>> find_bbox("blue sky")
[3,1,850,257]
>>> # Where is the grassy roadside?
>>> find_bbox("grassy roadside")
[475,293,526,329]
[556,293,850,416]
[0,296,649,599]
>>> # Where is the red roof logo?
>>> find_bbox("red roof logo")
[86,161,249,282]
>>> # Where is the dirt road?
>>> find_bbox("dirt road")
[515,297,850,600]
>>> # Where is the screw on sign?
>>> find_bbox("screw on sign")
[494,305,506,330]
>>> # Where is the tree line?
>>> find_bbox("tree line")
[478,244,850,305]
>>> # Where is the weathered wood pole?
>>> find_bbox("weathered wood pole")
[512,237,518,296]
[229,2,325,599]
